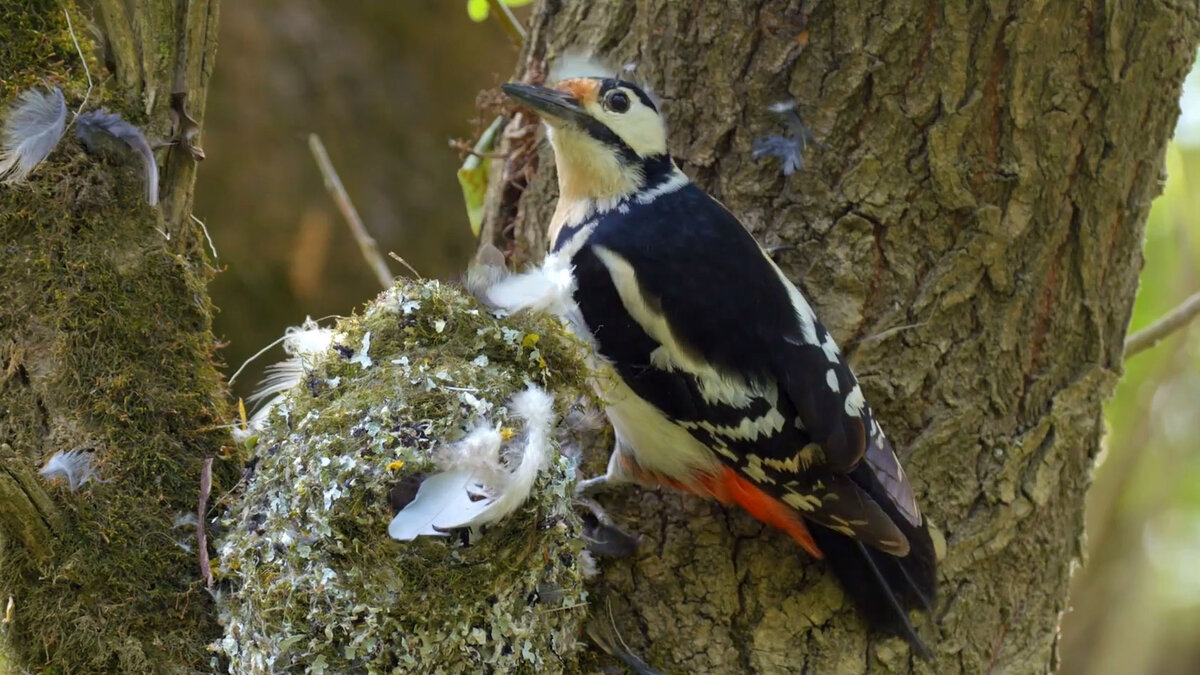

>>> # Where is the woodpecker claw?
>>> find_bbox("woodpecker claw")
[574,474,613,497]
[574,496,642,558]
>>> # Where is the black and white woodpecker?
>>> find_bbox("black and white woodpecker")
[488,75,937,655]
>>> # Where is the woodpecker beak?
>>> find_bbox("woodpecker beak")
[501,83,590,126]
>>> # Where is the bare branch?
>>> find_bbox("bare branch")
[198,457,213,589]
[307,134,394,290]
[1124,289,1200,358]
[486,0,527,46]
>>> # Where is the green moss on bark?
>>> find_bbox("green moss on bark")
[0,3,239,672]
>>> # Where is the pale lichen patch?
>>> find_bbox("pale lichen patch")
[215,279,594,673]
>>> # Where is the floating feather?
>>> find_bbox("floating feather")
[75,109,159,205]
[388,386,557,540]
[0,87,67,184]
[752,100,818,176]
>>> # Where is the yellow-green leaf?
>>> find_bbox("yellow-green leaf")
[466,0,489,22]
[457,116,504,236]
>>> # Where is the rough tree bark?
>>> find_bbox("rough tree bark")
[0,1,235,672]
[483,2,1200,672]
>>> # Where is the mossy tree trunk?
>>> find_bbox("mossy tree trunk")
[0,1,236,672]
[484,2,1200,672]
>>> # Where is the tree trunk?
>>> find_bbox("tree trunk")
[0,1,235,672]
[484,2,1200,672]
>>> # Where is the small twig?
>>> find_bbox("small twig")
[486,0,527,46]
[448,138,509,160]
[63,8,93,133]
[198,457,213,589]
[191,214,219,259]
[307,134,393,290]
[387,251,422,280]
[1124,289,1200,358]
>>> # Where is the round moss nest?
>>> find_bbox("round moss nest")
[214,279,596,673]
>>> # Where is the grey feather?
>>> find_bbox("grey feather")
[0,87,67,184]
[76,109,159,205]
[752,135,806,175]
[752,99,818,176]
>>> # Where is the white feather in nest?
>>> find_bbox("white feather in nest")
[0,87,67,184]
[232,319,335,441]
[388,386,557,540]
[482,253,578,317]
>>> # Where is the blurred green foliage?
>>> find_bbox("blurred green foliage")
[467,0,535,23]
[1061,139,1200,674]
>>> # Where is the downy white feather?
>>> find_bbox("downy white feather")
[388,386,556,540]
[232,319,335,441]
[483,253,577,317]
[40,449,100,491]
[0,87,66,184]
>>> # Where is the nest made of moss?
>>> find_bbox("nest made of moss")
[214,279,598,674]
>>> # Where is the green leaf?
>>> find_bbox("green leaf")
[466,0,489,22]
[457,117,504,236]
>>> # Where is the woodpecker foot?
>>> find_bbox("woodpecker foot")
[575,496,641,558]
[574,474,615,497]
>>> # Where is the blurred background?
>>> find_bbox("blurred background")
[194,5,1200,672]
[197,0,516,395]
[1058,63,1200,674]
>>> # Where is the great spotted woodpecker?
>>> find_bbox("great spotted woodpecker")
[490,76,937,655]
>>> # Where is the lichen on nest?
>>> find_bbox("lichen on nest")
[214,278,595,674]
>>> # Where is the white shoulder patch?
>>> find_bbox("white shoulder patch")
[634,169,689,205]
[763,254,820,345]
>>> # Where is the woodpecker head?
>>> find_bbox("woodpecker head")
[502,78,672,205]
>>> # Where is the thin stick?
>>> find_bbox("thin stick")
[198,457,213,589]
[228,332,290,386]
[388,251,421,279]
[486,0,527,46]
[191,214,218,259]
[307,134,393,290]
[62,8,93,132]
[1124,289,1200,358]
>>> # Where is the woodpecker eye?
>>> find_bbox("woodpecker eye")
[604,90,631,114]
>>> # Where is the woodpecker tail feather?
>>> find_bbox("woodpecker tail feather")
[806,468,936,658]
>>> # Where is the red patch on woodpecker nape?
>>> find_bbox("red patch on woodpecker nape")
[556,78,601,107]
[619,456,823,559]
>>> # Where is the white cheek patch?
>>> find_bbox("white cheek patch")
[589,99,668,158]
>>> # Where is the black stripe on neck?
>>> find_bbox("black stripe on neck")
[581,117,640,164]
[638,154,675,190]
